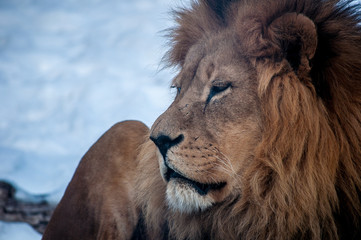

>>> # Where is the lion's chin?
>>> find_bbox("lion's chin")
[164,168,227,213]
[166,179,215,213]
[158,156,228,213]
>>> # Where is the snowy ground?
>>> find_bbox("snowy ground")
[0,0,190,238]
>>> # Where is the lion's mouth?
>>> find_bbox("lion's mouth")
[164,165,226,196]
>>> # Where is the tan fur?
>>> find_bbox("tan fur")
[42,121,149,240]
[43,0,361,239]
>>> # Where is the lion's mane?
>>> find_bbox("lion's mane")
[135,0,361,239]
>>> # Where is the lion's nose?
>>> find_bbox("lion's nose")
[150,134,184,158]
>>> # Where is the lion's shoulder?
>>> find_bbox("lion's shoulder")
[43,120,149,240]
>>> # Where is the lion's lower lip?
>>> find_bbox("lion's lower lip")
[165,165,226,196]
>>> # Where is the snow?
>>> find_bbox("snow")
[0,222,41,240]
[0,0,191,238]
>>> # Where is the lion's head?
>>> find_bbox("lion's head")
[143,0,361,239]
[150,31,262,213]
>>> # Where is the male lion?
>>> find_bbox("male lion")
[43,0,361,239]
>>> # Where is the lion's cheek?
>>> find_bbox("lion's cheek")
[220,121,262,169]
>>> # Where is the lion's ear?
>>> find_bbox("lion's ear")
[267,13,317,73]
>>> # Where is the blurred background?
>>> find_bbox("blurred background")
[0,0,190,238]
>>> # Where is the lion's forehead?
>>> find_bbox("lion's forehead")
[176,32,247,88]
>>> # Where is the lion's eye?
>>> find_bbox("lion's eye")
[206,82,232,104]
[171,85,182,96]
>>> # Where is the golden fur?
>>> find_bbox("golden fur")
[42,121,149,239]
[43,0,361,239]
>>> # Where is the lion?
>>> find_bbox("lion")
[42,0,361,239]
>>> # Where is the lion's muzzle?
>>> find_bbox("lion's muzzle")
[150,133,227,196]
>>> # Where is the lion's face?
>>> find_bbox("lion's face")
[150,32,262,213]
